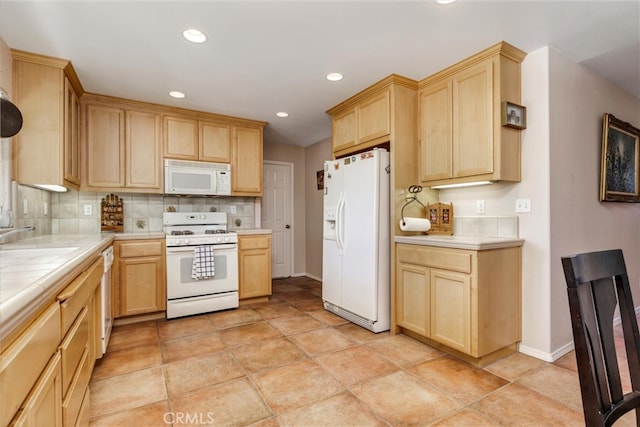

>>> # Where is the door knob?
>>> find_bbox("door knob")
[285,224,290,229]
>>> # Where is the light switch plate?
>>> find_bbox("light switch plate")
[476,200,485,214]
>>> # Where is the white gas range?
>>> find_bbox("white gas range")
[163,212,239,319]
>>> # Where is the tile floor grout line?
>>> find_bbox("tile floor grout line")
[88,277,593,426]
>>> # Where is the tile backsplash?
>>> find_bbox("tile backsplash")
[14,184,258,235]
[453,216,519,238]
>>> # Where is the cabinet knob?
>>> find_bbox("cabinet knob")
[285,224,290,229]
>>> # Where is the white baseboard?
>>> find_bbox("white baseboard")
[274,272,322,282]
[304,273,322,282]
[520,305,640,363]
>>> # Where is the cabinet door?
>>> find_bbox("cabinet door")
[239,246,272,299]
[13,59,63,188]
[396,262,430,337]
[357,89,390,144]
[126,110,162,190]
[200,121,231,163]
[85,104,126,188]
[118,256,166,316]
[332,107,357,153]
[63,78,81,187]
[232,126,263,195]
[419,81,452,182]
[11,353,63,427]
[430,269,471,354]
[452,60,494,178]
[163,116,198,160]
[239,235,271,299]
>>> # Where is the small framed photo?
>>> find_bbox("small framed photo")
[316,170,324,190]
[600,113,640,202]
[501,101,527,129]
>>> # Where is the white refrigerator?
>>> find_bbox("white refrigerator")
[322,148,390,333]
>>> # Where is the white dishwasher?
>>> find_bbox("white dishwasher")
[100,246,114,357]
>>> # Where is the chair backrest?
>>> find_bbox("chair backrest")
[561,249,640,426]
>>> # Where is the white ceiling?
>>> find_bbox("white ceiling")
[0,1,638,147]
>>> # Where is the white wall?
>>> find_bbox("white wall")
[439,46,640,361]
[547,46,640,354]
[305,137,332,280]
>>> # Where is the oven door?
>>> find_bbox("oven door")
[166,243,238,299]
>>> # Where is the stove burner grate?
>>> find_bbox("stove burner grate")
[205,229,228,234]
[171,230,195,236]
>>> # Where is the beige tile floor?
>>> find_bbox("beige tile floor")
[88,276,631,426]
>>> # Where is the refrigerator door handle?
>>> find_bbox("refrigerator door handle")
[336,193,345,255]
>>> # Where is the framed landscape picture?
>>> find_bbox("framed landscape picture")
[600,113,640,202]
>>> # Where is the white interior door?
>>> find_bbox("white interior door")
[262,162,293,278]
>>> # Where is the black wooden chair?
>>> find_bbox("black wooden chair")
[562,249,640,426]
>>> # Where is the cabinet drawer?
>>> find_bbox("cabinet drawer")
[59,307,89,397]
[62,347,91,427]
[58,258,103,334]
[397,244,472,273]
[0,303,61,427]
[119,241,163,257]
[239,235,270,250]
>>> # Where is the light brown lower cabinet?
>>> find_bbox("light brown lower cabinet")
[2,253,105,427]
[113,239,166,318]
[396,243,521,365]
[238,234,272,300]
[10,352,63,427]
[57,256,103,427]
[1,303,62,427]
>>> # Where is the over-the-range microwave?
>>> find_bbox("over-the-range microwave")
[164,159,231,196]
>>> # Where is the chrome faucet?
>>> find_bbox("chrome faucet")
[0,225,35,242]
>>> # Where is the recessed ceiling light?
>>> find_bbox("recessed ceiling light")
[326,72,343,82]
[169,91,186,99]
[183,28,207,43]
[276,112,289,118]
[435,0,457,4]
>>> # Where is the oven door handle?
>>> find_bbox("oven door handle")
[166,243,238,253]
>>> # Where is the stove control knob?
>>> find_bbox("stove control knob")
[184,238,190,245]
[224,236,230,242]
[216,237,222,243]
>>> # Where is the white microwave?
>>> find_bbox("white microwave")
[164,159,231,196]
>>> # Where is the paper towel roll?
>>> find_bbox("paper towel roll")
[400,217,431,232]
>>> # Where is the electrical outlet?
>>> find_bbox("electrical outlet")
[23,199,28,215]
[84,204,92,216]
[476,200,485,214]
[515,198,531,213]
[230,205,237,214]
[43,202,48,216]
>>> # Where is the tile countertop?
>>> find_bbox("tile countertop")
[394,234,524,250]
[236,229,272,235]
[0,233,114,342]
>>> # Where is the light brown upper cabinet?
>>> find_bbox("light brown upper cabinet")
[327,82,396,158]
[232,126,263,196]
[12,50,84,190]
[326,74,423,235]
[164,112,266,196]
[163,115,231,163]
[82,94,162,193]
[418,42,527,187]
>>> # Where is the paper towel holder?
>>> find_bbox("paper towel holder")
[400,185,425,226]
